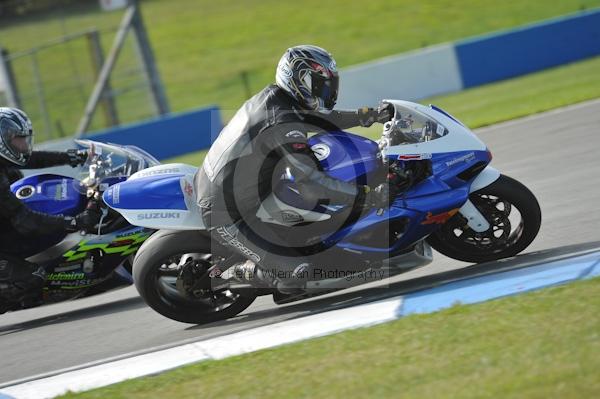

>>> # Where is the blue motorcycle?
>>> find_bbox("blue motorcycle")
[104,100,541,324]
[2,140,157,313]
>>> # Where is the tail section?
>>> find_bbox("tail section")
[103,164,205,230]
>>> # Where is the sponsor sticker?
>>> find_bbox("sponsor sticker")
[311,143,331,161]
[46,272,85,281]
[421,208,460,225]
[397,153,432,161]
[61,179,68,200]
[285,130,306,139]
[112,184,120,204]
[137,212,181,220]
[280,210,304,223]
[436,124,445,136]
[181,177,196,211]
[136,168,181,177]
[445,152,475,167]
[183,180,193,197]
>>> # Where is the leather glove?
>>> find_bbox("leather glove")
[66,149,89,168]
[357,107,378,127]
[377,103,395,124]
[65,209,102,232]
[357,104,395,127]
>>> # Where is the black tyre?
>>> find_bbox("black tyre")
[427,174,541,263]
[133,229,256,324]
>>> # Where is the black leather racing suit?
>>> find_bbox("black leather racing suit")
[0,151,77,302]
[194,85,372,279]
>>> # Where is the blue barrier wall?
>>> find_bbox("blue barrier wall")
[83,106,221,160]
[455,9,600,88]
[77,9,600,156]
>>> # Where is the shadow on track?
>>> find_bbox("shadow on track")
[186,241,600,331]
[0,296,146,336]
[3,241,598,337]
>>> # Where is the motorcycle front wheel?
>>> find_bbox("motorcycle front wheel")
[132,229,256,324]
[427,174,541,263]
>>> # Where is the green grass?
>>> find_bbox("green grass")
[164,54,600,167]
[2,0,600,139]
[61,276,600,398]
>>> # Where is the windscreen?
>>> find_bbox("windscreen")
[73,140,148,193]
[381,103,448,146]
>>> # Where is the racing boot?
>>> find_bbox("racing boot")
[258,263,311,296]
[220,261,309,295]
[0,259,46,306]
[220,260,258,283]
[277,263,311,295]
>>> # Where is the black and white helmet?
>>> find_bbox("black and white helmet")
[0,107,33,166]
[275,45,339,112]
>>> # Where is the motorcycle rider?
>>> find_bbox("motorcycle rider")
[194,45,399,294]
[0,107,101,306]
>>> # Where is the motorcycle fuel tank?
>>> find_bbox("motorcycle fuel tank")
[11,174,86,216]
[308,131,380,184]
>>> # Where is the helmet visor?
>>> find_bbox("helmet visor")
[311,71,339,110]
[0,118,33,162]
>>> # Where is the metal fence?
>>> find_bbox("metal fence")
[0,0,168,142]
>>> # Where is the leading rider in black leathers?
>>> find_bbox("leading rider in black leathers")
[194,45,396,292]
[0,107,100,308]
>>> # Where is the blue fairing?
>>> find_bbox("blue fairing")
[274,130,490,255]
[328,186,470,253]
[308,131,380,184]
[104,174,187,210]
[100,129,490,257]
[11,174,86,216]
[398,150,491,198]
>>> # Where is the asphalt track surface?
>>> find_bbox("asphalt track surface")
[1,99,600,385]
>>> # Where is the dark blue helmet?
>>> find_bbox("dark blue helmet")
[0,107,33,166]
[275,45,339,111]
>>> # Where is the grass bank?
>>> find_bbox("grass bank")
[2,1,599,138]
[62,276,600,398]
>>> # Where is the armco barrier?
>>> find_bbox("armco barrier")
[455,8,600,88]
[337,44,463,109]
[83,105,221,160]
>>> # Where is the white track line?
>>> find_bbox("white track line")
[2,249,600,399]
[0,297,403,399]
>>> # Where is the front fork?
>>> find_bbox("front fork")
[458,166,501,232]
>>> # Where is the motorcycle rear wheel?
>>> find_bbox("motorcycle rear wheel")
[133,230,256,324]
[427,174,541,263]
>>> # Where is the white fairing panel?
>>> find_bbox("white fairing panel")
[381,100,487,156]
[469,166,500,193]
[128,163,199,181]
[115,168,206,230]
[118,206,205,230]
[458,166,501,233]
